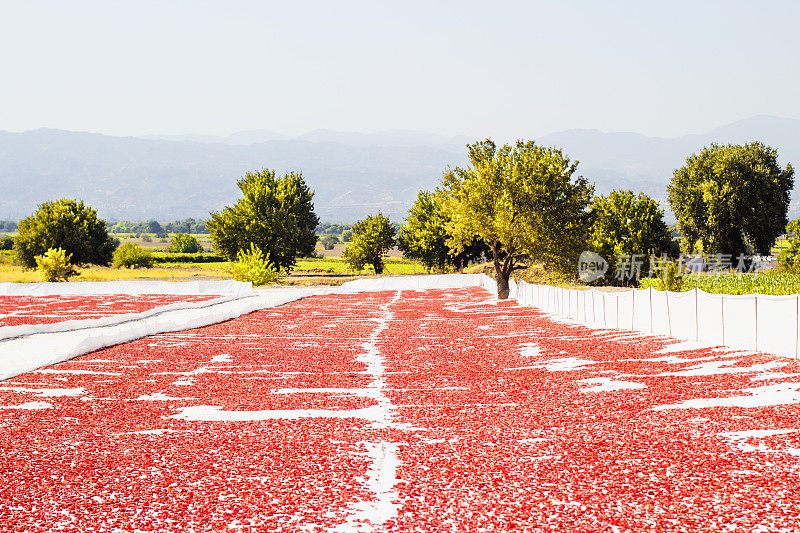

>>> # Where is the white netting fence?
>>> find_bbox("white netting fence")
[510,279,800,359]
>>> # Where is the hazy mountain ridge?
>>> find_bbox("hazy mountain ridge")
[0,129,467,221]
[1,115,798,223]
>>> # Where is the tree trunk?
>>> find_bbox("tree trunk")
[373,260,384,274]
[495,263,510,299]
[491,238,513,299]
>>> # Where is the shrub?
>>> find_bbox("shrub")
[320,235,339,250]
[343,214,396,273]
[35,248,78,282]
[0,236,13,251]
[640,261,684,292]
[230,244,279,286]
[777,219,800,274]
[141,234,152,243]
[113,243,154,269]
[168,233,203,253]
[14,199,116,269]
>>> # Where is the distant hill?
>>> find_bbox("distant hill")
[295,129,475,153]
[141,129,290,145]
[0,129,468,222]
[0,115,798,223]
[537,115,800,218]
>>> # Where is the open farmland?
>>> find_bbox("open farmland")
[2,286,800,530]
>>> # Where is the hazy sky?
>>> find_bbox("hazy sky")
[1,0,798,139]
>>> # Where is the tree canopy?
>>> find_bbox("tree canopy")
[207,169,319,271]
[667,142,794,257]
[443,139,594,298]
[398,189,488,272]
[343,213,396,274]
[777,218,800,273]
[588,190,677,284]
[168,233,203,253]
[14,199,116,269]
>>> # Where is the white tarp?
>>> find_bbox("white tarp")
[0,276,496,381]
[0,285,327,381]
[0,295,242,341]
[12,273,797,378]
[0,279,254,297]
[515,280,800,359]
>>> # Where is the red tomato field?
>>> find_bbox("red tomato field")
[0,294,217,327]
[2,286,800,531]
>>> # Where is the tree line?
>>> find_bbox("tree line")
[395,139,793,297]
[3,138,794,292]
[109,219,208,235]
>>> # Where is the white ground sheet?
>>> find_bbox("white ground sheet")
[0,275,496,381]
[5,272,794,382]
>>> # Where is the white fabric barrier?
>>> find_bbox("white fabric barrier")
[0,280,254,297]
[515,280,800,359]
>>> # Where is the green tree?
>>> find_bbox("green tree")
[588,190,677,285]
[15,199,116,269]
[343,214,396,273]
[399,189,488,272]
[207,169,319,271]
[668,142,794,258]
[320,234,339,250]
[113,243,154,269]
[443,139,594,298]
[168,233,203,253]
[777,219,800,273]
[144,220,163,234]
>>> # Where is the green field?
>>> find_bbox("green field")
[641,270,800,296]
[111,233,215,251]
[0,249,427,284]
[295,256,427,275]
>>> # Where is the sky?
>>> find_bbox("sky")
[1,0,798,140]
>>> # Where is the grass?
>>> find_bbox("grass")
[772,236,791,256]
[110,233,215,251]
[295,256,427,275]
[0,251,230,282]
[0,251,427,284]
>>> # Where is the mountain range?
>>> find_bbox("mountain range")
[0,115,798,223]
